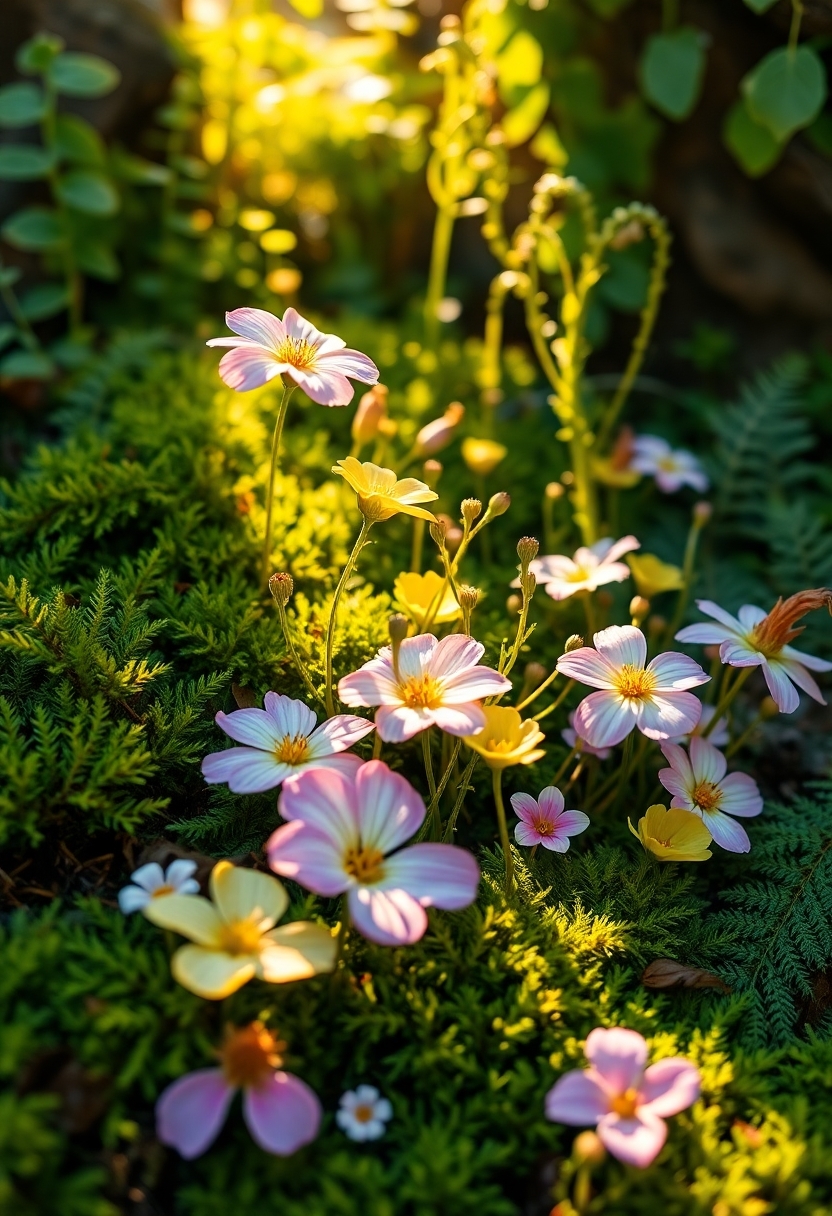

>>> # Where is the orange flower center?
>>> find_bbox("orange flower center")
[275,733,310,765]
[400,674,442,709]
[344,845,385,884]
[534,818,554,835]
[218,918,263,956]
[275,337,316,369]
[220,1022,284,1089]
[691,781,721,812]
[610,1088,640,1118]
[614,664,656,701]
[151,883,175,898]
[353,1103,375,1123]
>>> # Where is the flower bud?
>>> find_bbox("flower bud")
[629,595,650,623]
[429,519,447,548]
[573,1130,606,1165]
[517,536,539,565]
[564,633,584,652]
[506,594,522,615]
[486,491,511,518]
[422,459,443,489]
[461,437,507,477]
[461,497,483,526]
[760,695,778,719]
[388,613,409,645]
[545,480,564,500]
[351,385,388,445]
[414,402,465,456]
[269,572,293,606]
[693,500,712,525]
[458,585,480,612]
[444,524,464,555]
[561,470,575,487]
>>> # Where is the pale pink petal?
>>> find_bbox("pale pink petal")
[637,691,702,740]
[289,366,354,407]
[593,625,647,669]
[375,704,434,742]
[702,809,751,853]
[588,562,633,588]
[316,347,379,384]
[215,707,280,750]
[277,768,358,844]
[295,753,364,776]
[225,307,286,347]
[242,1072,321,1155]
[338,665,400,708]
[674,623,734,646]
[510,792,540,823]
[584,1027,647,1092]
[778,657,826,704]
[263,693,317,738]
[426,634,483,676]
[282,307,324,346]
[529,555,576,582]
[601,535,641,564]
[308,714,375,756]
[556,809,590,837]
[639,1058,700,1116]
[658,768,690,804]
[540,834,571,853]
[556,648,619,690]
[693,600,745,631]
[431,704,486,735]
[760,660,799,714]
[217,346,284,392]
[718,772,763,817]
[647,652,709,691]
[545,1069,610,1125]
[632,434,670,459]
[659,741,694,785]
[515,822,543,846]
[348,884,428,945]
[355,760,426,853]
[544,578,588,601]
[205,336,263,348]
[266,821,349,897]
[156,1069,234,1160]
[574,691,636,748]
[202,747,289,792]
[597,1109,667,1167]
[380,843,480,908]
[688,736,726,784]
[536,787,565,817]
[781,645,832,673]
[439,668,512,702]
[395,634,438,679]
[720,638,764,667]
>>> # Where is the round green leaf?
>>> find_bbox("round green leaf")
[0,145,54,181]
[76,241,120,281]
[724,98,782,176]
[502,83,551,148]
[0,83,46,128]
[1,206,64,251]
[47,53,121,99]
[56,170,119,217]
[640,28,707,121]
[54,114,105,166]
[743,46,827,142]
[15,33,65,75]
[0,349,55,379]
[20,282,70,321]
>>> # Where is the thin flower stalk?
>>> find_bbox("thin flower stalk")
[324,519,373,717]
[261,381,295,584]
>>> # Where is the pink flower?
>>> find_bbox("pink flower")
[266,761,479,946]
[561,710,612,759]
[668,703,728,748]
[658,736,762,853]
[556,626,709,749]
[511,786,589,851]
[675,595,832,714]
[515,536,640,602]
[202,692,374,793]
[156,1023,320,1159]
[545,1027,700,1168]
[337,633,511,743]
[630,435,708,493]
[206,307,378,404]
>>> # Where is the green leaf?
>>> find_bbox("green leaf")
[47,53,121,99]
[530,123,568,168]
[76,241,120,281]
[56,170,119,217]
[743,46,827,142]
[54,114,105,166]
[743,0,778,11]
[15,33,64,75]
[497,31,543,97]
[724,98,782,176]
[0,83,46,128]
[1,207,64,252]
[0,267,22,288]
[639,27,707,121]
[0,324,19,352]
[502,83,550,148]
[0,145,54,181]
[114,154,171,186]
[20,282,70,321]
[0,349,55,379]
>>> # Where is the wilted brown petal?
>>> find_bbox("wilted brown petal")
[641,958,731,994]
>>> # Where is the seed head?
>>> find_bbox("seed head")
[564,633,584,652]
[458,585,480,611]
[517,536,539,565]
[461,497,483,525]
[268,572,293,606]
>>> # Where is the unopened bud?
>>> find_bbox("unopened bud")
[506,594,522,615]
[351,385,388,445]
[458,585,480,611]
[429,519,447,548]
[377,415,398,439]
[461,497,483,526]
[461,437,507,477]
[422,459,443,489]
[486,491,511,518]
[388,613,409,645]
[269,572,293,606]
[629,595,650,622]
[693,500,712,525]
[414,402,465,456]
[760,695,778,719]
[573,1130,606,1165]
[609,219,644,252]
[517,536,539,565]
[545,481,564,500]
[648,615,668,638]
[564,633,584,652]
[521,571,537,597]
[524,661,547,687]
[561,470,575,487]
[444,524,464,555]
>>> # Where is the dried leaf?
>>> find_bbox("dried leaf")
[641,958,731,994]
[232,682,258,708]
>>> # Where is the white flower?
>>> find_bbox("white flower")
[630,435,708,493]
[336,1085,393,1141]
[515,536,639,602]
[118,860,200,914]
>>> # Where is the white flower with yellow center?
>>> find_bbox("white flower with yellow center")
[630,434,708,493]
[336,1086,393,1141]
[118,860,199,914]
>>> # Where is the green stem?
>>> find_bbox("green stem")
[703,668,751,736]
[516,668,558,711]
[42,80,83,334]
[276,600,322,705]
[533,678,575,723]
[0,267,39,350]
[789,0,804,53]
[492,768,514,896]
[324,518,373,717]
[411,516,425,574]
[424,205,455,349]
[427,737,462,831]
[667,516,705,641]
[725,708,765,758]
[261,381,296,585]
[443,753,478,841]
[422,727,438,806]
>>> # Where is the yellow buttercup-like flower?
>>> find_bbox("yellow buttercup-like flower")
[394,569,460,629]
[628,804,712,862]
[627,553,684,599]
[332,458,438,523]
[463,705,545,771]
[144,860,336,999]
[461,438,507,478]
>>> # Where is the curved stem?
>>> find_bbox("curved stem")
[422,729,439,837]
[276,600,322,705]
[261,381,295,585]
[424,205,455,348]
[443,752,478,842]
[492,767,514,896]
[703,667,751,736]
[324,518,373,717]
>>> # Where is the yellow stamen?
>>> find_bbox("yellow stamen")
[275,733,310,765]
[151,883,175,898]
[220,1022,284,1088]
[353,1103,374,1123]
[614,663,656,700]
[399,674,442,709]
[534,818,554,835]
[217,918,263,956]
[344,845,385,884]
[610,1088,640,1118]
[566,565,592,583]
[275,337,316,369]
[691,781,721,812]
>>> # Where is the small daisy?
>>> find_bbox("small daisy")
[336,1086,393,1141]
[630,435,708,494]
[118,860,200,914]
[517,536,640,602]
[511,786,589,852]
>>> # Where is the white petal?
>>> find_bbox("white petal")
[593,625,647,670]
[688,736,726,784]
[263,693,317,739]
[760,660,799,713]
[130,862,165,893]
[118,884,150,913]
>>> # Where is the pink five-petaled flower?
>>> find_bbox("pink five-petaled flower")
[658,736,762,853]
[337,633,511,743]
[202,692,374,793]
[266,761,480,946]
[515,536,640,602]
[206,307,379,404]
[675,591,832,714]
[630,434,708,493]
[510,786,589,852]
[545,1027,700,1168]
[156,1022,320,1160]
[556,626,709,749]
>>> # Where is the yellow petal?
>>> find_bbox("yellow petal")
[389,500,438,522]
[143,894,223,946]
[210,861,288,928]
[172,944,257,998]
[663,808,713,851]
[257,922,337,982]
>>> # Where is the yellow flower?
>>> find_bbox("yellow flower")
[627,553,684,599]
[461,438,507,477]
[394,569,460,628]
[591,455,641,488]
[144,860,336,999]
[628,804,712,862]
[332,457,438,523]
[463,705,545,770]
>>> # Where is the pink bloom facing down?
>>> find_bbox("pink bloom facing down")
[561,710,612,759]
[511,786,589,852]
[202,692,374,793]
[337,633,511,743]
[545,1027,700,1168]
[517,535,640,602]
[206,307,378,405]
[267,761,480,946]
[658,736,762,853]
[630,435,708,494]
[556,626,709,749]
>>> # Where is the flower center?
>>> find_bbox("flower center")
[614,663,656,700]
[483,736,515,753]
[275,337,316,369]
[220,1022,284,1089]
[151,883,175,898]
[534,818,554,835]
[567,564,592,583]
[218,918,263,956]
[353,1103,375,1123]
[275,733,310,765]
[344,845,385,884]
[610,1088,640,1118]
[691,781,721,812]
[399,674,442,709]
[657,456,678,472]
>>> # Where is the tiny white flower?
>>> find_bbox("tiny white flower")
[118,860,200,915]
[630,434,708,494]
[336,1085,393,1142]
